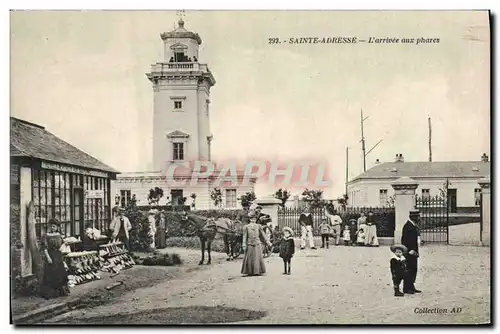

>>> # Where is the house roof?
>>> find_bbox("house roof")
[10,117,119,174]
[349,161,490,184]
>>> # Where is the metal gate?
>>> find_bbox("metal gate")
[415,195,449,244]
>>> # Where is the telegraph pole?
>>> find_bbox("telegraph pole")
[345,147,349,195]
[428,116,432,162]
[360,109,367,172]
[360,109,383,172]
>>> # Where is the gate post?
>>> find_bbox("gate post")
[255,196,282,229]
[391,177,419,245]
[478,177,490,247]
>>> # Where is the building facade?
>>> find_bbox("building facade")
[347,153,490,212]
[10,117,118,283]
[112,19,255,209]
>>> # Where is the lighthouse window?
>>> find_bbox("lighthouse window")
[174,51,185,62]
[174,101,182,110]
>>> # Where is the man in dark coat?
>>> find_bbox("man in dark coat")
[401,209,422,294]
[255,206,272,226]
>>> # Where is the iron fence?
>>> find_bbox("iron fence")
[415,195,449,244]
[277,206,395,237]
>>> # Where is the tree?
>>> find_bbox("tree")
[190,193,197,210]
[387,196,395,207]
[274,188,291,207]
[336,194,349,211]
[438,179,452,200]
[147,187,164,206]
[239,191,257,209]
[301,189,327,209]
[125,194,153,251]
[210,187,223,209]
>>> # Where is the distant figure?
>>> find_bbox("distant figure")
[364,212,379,246]
[169,56,174,62]
[349,219,358,245]
[40,218,70,299]
[156,211,167,249]
[318,217,331,249]
[279,227,295,275]
[357,212,367,230]
[109,208,132,250]
[193,56,198,62]
[299,206,316,250]
[356,227,366,245]
[326,209,343,246]
[236,207,251,225]
[342,225,351,246]
[390,244,408,297]
[401,209,422,294]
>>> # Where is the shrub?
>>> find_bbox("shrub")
[141,253,183,266]
[125,196,153,252]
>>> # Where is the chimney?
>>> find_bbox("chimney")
[481,153,489,162]
[395,153,404,163]
[375,159,381,165]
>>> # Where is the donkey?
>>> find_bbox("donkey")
[180,212,241,265]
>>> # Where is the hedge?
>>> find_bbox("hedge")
[151,209,244,238]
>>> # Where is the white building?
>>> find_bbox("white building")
[347,153,490,212]
[112,19,255,209]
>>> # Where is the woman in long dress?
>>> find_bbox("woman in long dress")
[241,212,272,276]
[364,212,379,246]
[40,219,70,299]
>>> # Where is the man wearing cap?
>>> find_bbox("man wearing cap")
[299,206,316,250]
[110,208,132,250]
[401,209,422,294]
[236,206,251,225]
[255,206,272,226]
[325,207,342,246]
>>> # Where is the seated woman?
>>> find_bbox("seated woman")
[40,218,70,299]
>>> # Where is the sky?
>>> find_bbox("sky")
[10,10,490,198]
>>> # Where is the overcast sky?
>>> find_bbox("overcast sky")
[10,10,490,198]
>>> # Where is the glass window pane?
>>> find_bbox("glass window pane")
[54,172,60,189]
[75,220,80,236]
[47,188,52,205]
[40,172,46,187]
[74,205,80,220]
[46,172,52,188]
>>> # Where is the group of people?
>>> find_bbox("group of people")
[38,208,133,299]
[298,208,380,250]
[239,204,423,298]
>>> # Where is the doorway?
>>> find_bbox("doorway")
[171,189,184,206]
[447,188,457,213]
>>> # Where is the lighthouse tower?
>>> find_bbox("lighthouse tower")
[147,18,215,171]
[112,18,255,210]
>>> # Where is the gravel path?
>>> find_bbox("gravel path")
[47,245,490,325]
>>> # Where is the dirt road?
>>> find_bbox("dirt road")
[47,245,490,324]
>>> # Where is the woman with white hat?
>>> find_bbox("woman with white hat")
[241,210,272,276]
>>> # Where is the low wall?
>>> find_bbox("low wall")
[449,222,481,246]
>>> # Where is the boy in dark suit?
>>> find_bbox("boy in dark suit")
[401,209,422,294]
[390,244,408,297]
